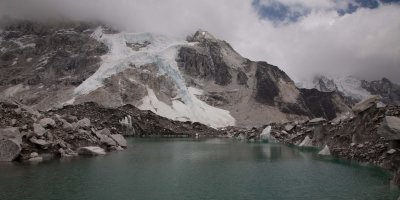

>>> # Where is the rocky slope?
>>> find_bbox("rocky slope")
[298,75,400,106]
[0,20,350,128]
[0,100,222,162]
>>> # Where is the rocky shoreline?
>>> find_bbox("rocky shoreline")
[0,101,222,162]
[2,96,400,186]
[226,96,400,185]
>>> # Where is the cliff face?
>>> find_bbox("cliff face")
[178,30,350,126]
[0,21,350,128]
[361,78,400,105]
[298,75,400,107]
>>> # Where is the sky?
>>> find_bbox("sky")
[0,0,399,82]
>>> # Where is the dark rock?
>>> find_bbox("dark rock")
[237,71,248,86]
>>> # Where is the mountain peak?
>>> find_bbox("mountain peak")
[187,29,216,42]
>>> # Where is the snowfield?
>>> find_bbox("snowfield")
[74,27,235,128]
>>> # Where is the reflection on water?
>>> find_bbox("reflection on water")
[0,138,399,200]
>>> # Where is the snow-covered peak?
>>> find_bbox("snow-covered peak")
[192,29,216,41]
[297,75,372,103]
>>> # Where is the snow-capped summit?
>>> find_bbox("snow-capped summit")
[189,29,217,42]
[297,75,400,105]
[297,75,372,104]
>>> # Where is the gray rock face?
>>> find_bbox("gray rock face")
[352,95,381,114]
[285,124,295,132]
[0,138,21,161]
[0,127,21,140]
[0,127,22,161]
[29,137,51,149]
[77,118,91,128]
[33,123,46,136]
[110,134,127,147]
[177,31,350,126]
[379,116,400,140]
[39,118,56,128]
[362,78,400,105]
[78,146,106,156]
[94,129,117,146]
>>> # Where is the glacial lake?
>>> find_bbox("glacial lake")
[0,138,399,200]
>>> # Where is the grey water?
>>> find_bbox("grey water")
[0,138,399,200]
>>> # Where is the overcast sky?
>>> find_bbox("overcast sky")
[1,0,399,82]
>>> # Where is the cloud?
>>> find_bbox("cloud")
[0,0,399,82]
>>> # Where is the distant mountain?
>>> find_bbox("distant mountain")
[0,20,350,127]
[297,75,400,106]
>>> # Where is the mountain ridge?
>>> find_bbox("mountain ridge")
[0,20,350,127]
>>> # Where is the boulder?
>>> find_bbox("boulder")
[39,118,56,128]
[387,149,397,155]
[33,123,46,137]
[376,101,387,108]
[378,116,400,140]
[94,129,117,146]
[285,124,295,132]
[110,134,127,147]
[352,95,381,113]
[308,118,326,125]
[0,138,21,161]
[299,136,313,147]
[29,137,51,149]
[30,152,39,158]
[11,119,17,126]
[78,146,106,156]
[59,148,78,157]
[318,145,331,156]
[76,118,91,128]
[0,127,21,141]
[59,118,73,131]
[28,156,43,162]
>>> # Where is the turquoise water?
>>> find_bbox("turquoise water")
[0,138,399,200]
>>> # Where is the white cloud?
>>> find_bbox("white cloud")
[0,0,399,81]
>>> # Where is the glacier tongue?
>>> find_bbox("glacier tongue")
[74,27,235,128]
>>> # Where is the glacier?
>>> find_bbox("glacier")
[74,27,235,128]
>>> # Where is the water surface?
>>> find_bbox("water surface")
[0,138,398,200]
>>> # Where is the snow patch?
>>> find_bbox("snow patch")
[139,87,235,128]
